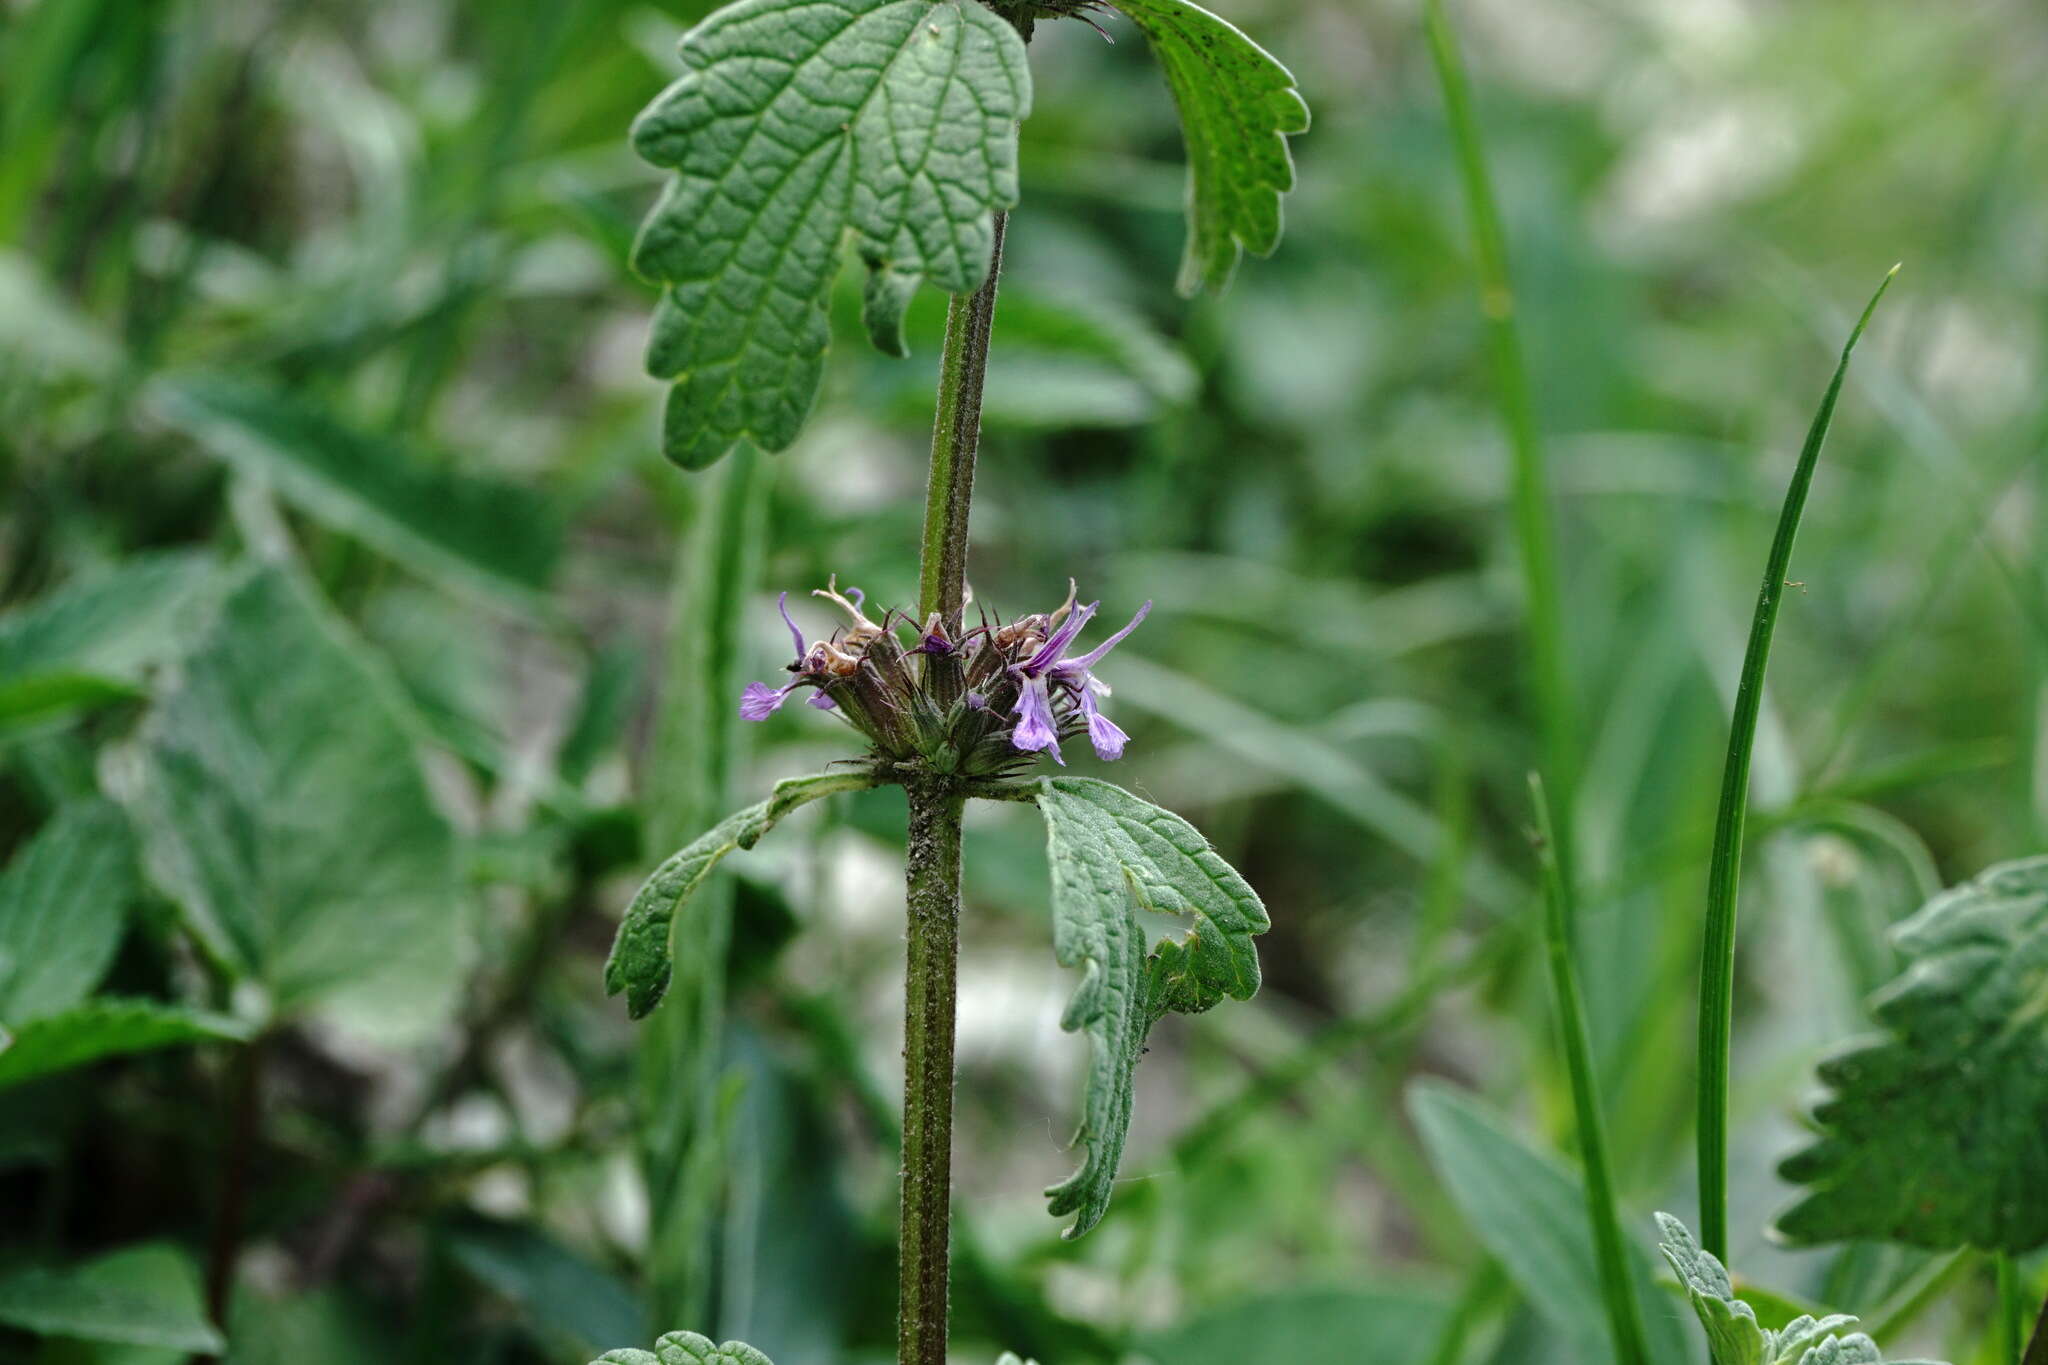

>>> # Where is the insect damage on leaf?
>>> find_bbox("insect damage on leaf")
[1103,0,1308,295]
[628,0,1032,469]
[1773,855,2048,1255]
[1654,1214,1946,1365]
[1031,775,1267,1237]
[604,771,878,1018]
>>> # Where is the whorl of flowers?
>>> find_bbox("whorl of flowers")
[740,579,1148,776]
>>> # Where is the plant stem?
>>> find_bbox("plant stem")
[1998,1254,2028,1365]
[918,211,1007,634]
[1424,0,1577,905]
[642,442,770,1331]
[899,212,1006,1365]
[899,775,966,1365]
[1530,774,1650,1365]
[201,1035,264,1359]
[2023,1284,2048,1365]
[1693,266,1896,1261]
[1868,1247,1975,1342]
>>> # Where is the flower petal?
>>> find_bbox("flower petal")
[1079,688,1128,761]
[1022,600,1098,674]
[1010,675,1064,764]
[776,591,807,661]
[1059,600,1151,673]
[740,680,793,721]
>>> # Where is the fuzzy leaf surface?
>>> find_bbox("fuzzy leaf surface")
[128,569,469,1045]
[606,771,878,1018]
[1107,0,1307,294]
[630,0,1031,468]
[1776,855,2048,1253]
[593,1332,774,1365]
[1654,1214,1944,1365]
[0,801,134,1023]
[1031,775,1267,1237]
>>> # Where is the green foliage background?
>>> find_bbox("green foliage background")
[2,0,2044,1363]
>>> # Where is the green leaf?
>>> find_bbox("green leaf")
[1776,855,2048,1254]
[1106,0,1307,295]
[0,1245,223,1352]
[128,569,470,1045]
[1653,1214,1945,1365]
[1404,1083,1695,1363]
[444,1220,647,1355]
[0,800,135,1022]
[0,552,222,728]
[1135,1286,1450,1365]
[150,376,563,604]
[629,0,1031,468]
[0,998,252,1090]
[1029,774,1268,1238]
[592,1333,774,1365]
[607,771,879,1018]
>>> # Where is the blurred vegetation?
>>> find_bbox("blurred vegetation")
[1,0,2044,1363]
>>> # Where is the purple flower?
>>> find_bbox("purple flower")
[1008,598,1150,763]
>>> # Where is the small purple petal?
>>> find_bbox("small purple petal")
[1022,600,1099,675]
[1080,688,1128,761]
[806,691,836,710]
[776,592,807,662]
[740,681,792,721]
[964,691,987,710]
[1057,600,1151,674]
[845,586,864,608]
[1010,676,1063,764]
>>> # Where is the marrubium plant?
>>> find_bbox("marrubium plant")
[598,0,1305,1360]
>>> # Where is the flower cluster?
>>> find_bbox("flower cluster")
[741,579,1148,776]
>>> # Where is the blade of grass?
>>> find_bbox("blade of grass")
[638,442,771,1332]
[1425,0,1578,909]
[1998,1255,2028,1365]
[1529,774,1649,1365]
[1695,265,1898,1260]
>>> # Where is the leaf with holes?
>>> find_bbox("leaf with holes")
[1775,855,2048,1254]
[606,771,879,1019]
[1030,775,1267,1237]
[629,0,1031,468]
[1107,0,1307,295]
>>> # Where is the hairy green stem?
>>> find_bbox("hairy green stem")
[1694,267,1896,1260]
[899,776,966,1365]
[918,212,1007,634]
[1424,0,1577,904]
[899,213,1006,1365]
[1530,775,1650,1365]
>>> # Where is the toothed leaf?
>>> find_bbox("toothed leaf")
[1106,0,1307,294]
[605,771,877,1018]
[591,1332,773,1365]
[1776,855,2048,1254]
[629,0,1031,468]
[1030,775,1267,1237]
[1655,1213,1947,1365]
